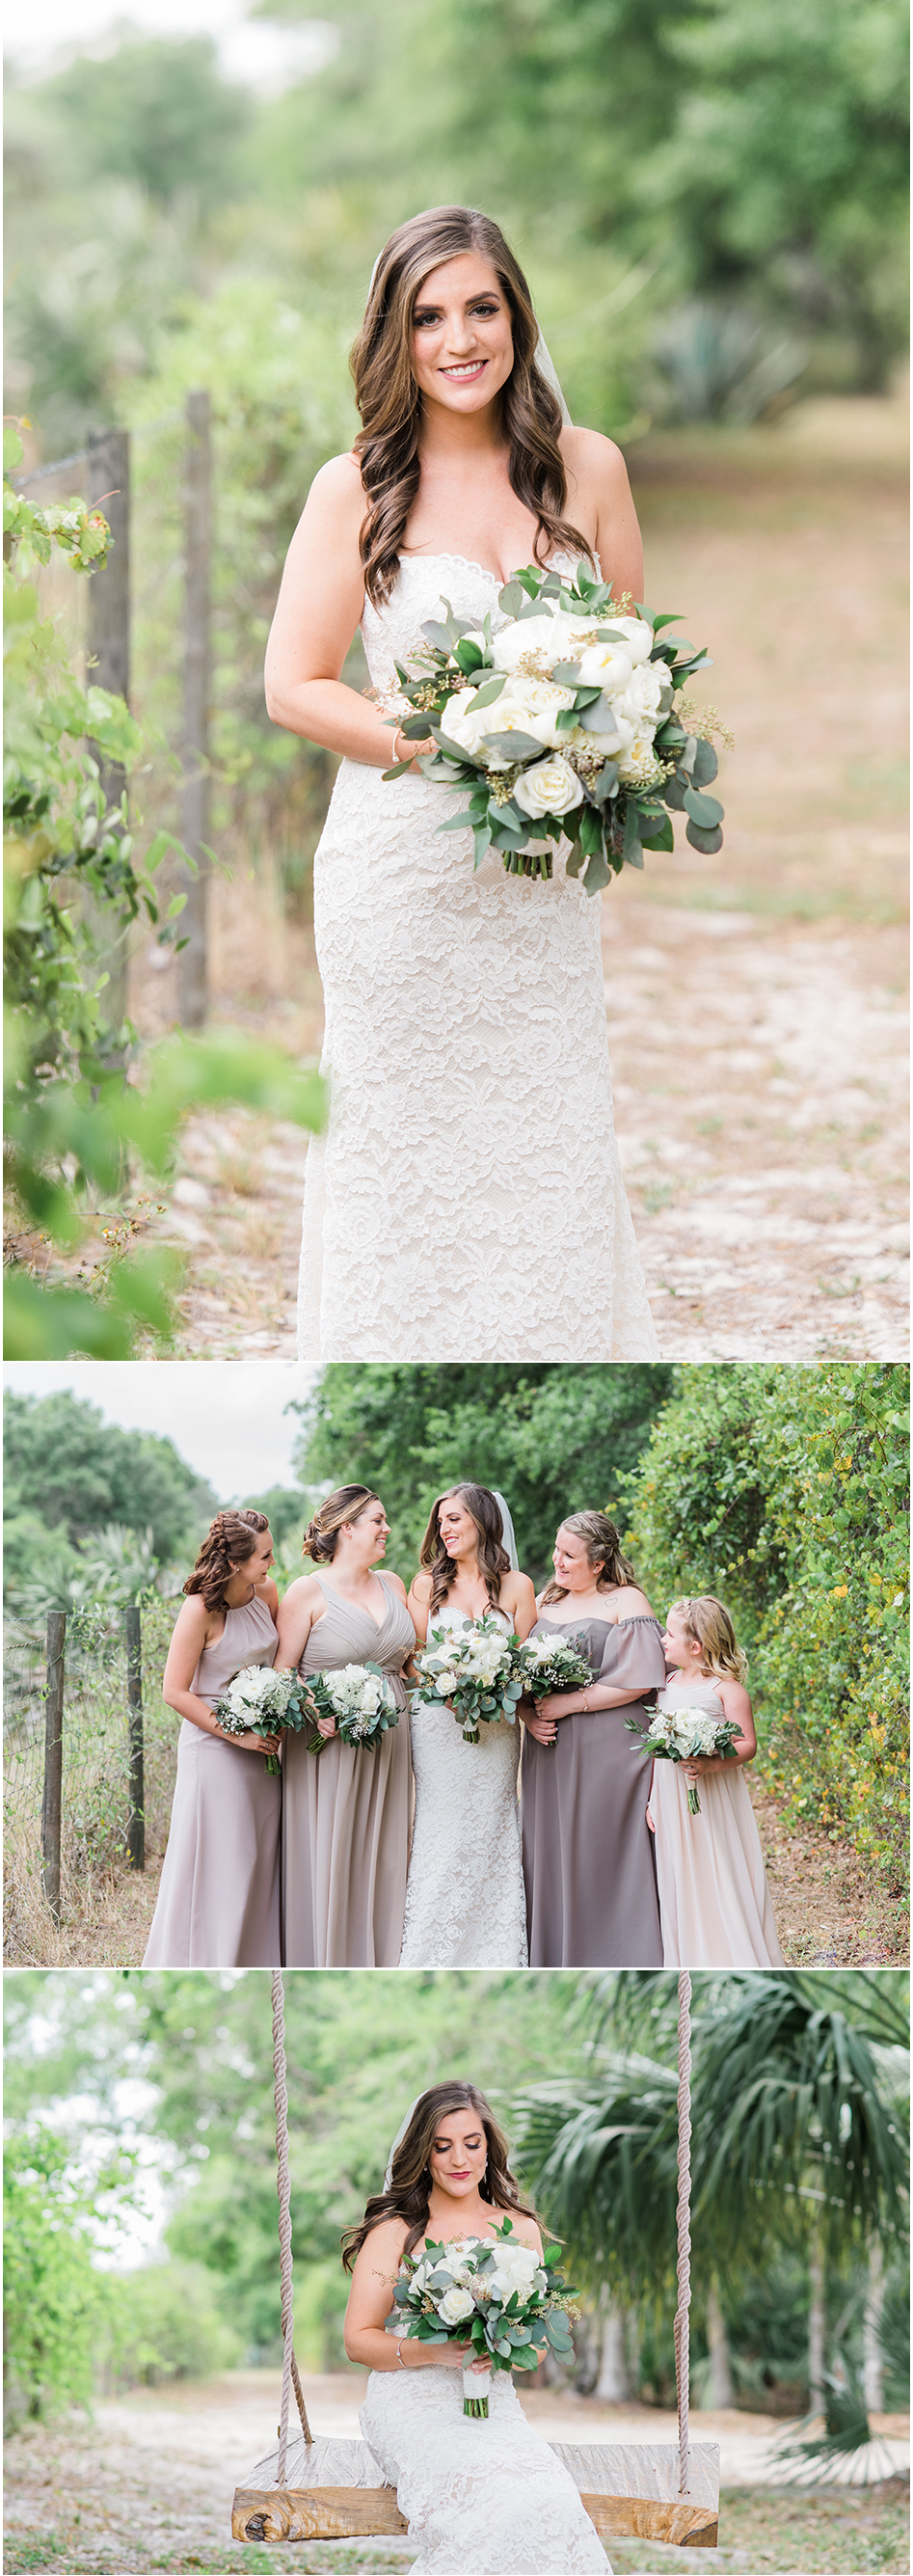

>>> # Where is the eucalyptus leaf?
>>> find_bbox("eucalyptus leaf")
[468,673,507,709]
[685,787,724,827]
[690,739,719,786]
[482,729,547,758]
[685,819,724,854]
[420,619,457,656]
[582,843,612,895]
[497,581,525,615]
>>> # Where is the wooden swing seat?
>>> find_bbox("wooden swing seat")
[232,2436,720,2549]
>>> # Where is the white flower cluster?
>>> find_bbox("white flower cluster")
[214,1663,291,1732]
[441,605,668,812]
[319,1661,397,1739]
[648,1706,726,1758]
[415,1613,523,1742]
[406,2234,546,2328]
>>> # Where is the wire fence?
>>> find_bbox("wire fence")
[3,1596,180,1959]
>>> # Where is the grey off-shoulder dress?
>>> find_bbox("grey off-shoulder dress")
[282,1574,415,1966]
[520,1608,667,1966]
[143,1592,282,1968]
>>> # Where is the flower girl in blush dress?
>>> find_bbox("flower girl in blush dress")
[276,1486,415,1967]
[264,203,658,1364]
[143,1511,282,1968]
[344,2082,607,2575]
[649,1596,785,1968]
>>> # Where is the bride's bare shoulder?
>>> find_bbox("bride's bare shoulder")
[306,448,365,520]
[560,422,630,485]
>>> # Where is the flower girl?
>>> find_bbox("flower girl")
[648,1595,785,1967]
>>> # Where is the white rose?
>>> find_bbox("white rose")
[438,2285,476,2323]
[513,754,584,819]
[576,641,634,694]
[488,2245,541,2301]
[440,688,498,762]
[599,613,654,665]
[617,727,662,788]
[436,1668,461,1697]
[614,662,663,724]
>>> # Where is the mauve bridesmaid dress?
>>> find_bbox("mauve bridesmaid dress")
[521,1605,666,1966]
[143,1592,282,1967]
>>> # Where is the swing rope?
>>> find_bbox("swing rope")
[272,1969,313,2480]
[674,1969,692,2498]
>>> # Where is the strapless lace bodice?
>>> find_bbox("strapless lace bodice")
[297,550,659,1363]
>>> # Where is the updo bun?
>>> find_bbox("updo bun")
[184,1508,270,1611]
[302,1485,379,1562]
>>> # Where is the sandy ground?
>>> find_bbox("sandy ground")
[100,391,909,1364]
[4,2372,909,2575]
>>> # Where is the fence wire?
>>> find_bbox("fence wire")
[3,1596,180,1957]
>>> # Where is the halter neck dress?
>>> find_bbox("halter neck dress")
[652,1675,785,1966]
[282,1573,416,1966]
[520,1597,666,1966]
[297,550,658,1363]
[143,1591,281,1968]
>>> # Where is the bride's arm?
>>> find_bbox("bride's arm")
[264,453,412,767]
[561,426,645,605]
[344,2220,470,2372]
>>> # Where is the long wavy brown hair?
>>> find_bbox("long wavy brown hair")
[351,205,591,606]
[419,1483,510,1622]
[341,2081,537,2273]
[540,1509,638,1607]
[183,1508,270,1612]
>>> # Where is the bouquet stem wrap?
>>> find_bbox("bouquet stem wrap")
[462,2360,492,2419]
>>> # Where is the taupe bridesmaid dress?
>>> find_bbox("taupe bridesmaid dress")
[143,1592,281,1968]
[521,1605,667,1966]
[282,1574,415,1966]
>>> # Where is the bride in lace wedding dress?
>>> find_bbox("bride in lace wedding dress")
[265,203,658,1362]
[343,2082,608,2574]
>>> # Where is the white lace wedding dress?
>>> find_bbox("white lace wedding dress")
[361,2361,608,2573]
[399,1604,527,1968]
[297,551,659,1361]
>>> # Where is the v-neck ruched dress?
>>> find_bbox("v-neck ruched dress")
[282,1575,415,1966]
[143,1592,282,1968]
[521,1610,666,1966]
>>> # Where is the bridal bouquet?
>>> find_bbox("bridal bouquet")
[302,1662,400,1757]
[626,1703,740,1813]
[384,558,727,894]
[413,1613,524,1745]
[212,1665,296,1775]
[511,1633,594,1750]
[389,2216,576,2418]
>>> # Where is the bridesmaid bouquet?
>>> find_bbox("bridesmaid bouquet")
[413,1613,524,1745]
[302,1662,400,1756]
[212,1666,302,1774]
[384,558,728,895]
[512,1632,593,1748]
[626,1704,740,1813]
[389,2216,576,2418]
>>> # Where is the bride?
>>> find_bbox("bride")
[343,2081,607,2573]
[401,1485,535,1969]
[265,202,659,1364]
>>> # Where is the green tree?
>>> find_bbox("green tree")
[3,1389,215,1560]
[3,2133,121,2427]
[294,1364,672,1584]
[43,38,253,212]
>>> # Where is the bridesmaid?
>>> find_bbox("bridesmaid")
[650,1595,785,1967]
[277,1485,415,1966]
[520,1509,666,1967]
[144,1510,282,1968]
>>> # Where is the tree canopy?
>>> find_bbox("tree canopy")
[2,1389,217,1597]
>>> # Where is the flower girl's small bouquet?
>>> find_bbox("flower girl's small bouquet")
[511,1633,594,1749]
[413,1613,524,1745]
[302,1662,400,1757]
[212,1666,297,1775]
[389,2216,577,2418]
[626,1703,740,1813]
[384,558,729,895]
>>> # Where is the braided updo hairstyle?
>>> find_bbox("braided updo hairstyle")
[302,1485,380,1563]
[184,1508,270,1612]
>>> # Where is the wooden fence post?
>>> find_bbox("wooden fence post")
[87,427,131,1047]
[41,1611,67,1924]
[124,1605,145,1870]
[177,389,212,1028]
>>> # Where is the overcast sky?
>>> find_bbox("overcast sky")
[5,2,338,93]
[3,1362,314,1498]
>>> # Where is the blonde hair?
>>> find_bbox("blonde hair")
[540,1510,636,1607]
[671,1595,748,1685]
[302,1485,379,1563]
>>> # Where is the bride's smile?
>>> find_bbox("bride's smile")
[412,253,515,417]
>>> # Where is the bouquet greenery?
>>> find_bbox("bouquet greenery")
[511,1632,594,1749]
[300,1661,400,1756]
[626,1702,740,1813]
[389,2216,577,2419]
[212,1664,299,1775]
[413,1613,524,1745]
[384,558,727,894]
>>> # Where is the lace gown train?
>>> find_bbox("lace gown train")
[360,2367,607,2574]
[399,1604,527,1967]
[298,551,658,1362]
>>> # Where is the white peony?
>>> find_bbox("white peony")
[598,613,655,665]
[438,2285,476,2323]
[489,611,567,670]
[443,676,574,767]
[574,696,635,757]
[488,2243,543,2300]
[575,641,634,695]
[513,754,584,819]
